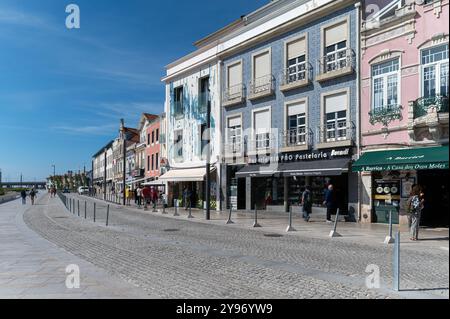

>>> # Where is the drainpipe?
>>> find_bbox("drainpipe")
[355,1,362,222]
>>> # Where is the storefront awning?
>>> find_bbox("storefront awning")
[236,159,350,178]
[158,167,215,182]
[353,146,449,172]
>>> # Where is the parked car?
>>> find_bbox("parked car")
[63,188,70,194]
[78,186,89,195]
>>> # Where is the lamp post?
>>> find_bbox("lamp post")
[121,119,127,206]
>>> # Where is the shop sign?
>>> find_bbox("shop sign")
[359,163,448,172]
[248,148,352,165]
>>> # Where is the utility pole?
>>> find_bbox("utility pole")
[121,119,127,206]
[205,85,211,220]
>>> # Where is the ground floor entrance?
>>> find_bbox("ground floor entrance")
[418,170,449,228]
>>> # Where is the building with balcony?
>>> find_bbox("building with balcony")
[91,140,114,199]
[355,0,449,227]
[219,0,361,216]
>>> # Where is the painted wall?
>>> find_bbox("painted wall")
[361,1,449,148]
[145,120,161,179]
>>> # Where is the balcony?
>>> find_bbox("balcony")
[413,95,449,119]
[281,128,312,152]
[223,142,244,159]
[315,49,355,82]
[279,64,312,92]
[316,122,356,149]
[249,75,275,100]
[223,84,246,107]
[369,105,403,127]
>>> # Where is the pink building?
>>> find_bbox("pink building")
[355,0,449,227]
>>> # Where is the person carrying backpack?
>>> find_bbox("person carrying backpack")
[301,186,313,222]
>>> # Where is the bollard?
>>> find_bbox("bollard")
[253,208,261,228]
[174,200,180,217]
[162,203,167,215]
[384,210,395,244]
[106,205,110,226]
[329,209,342,238]
[188,205,194,219]
[393,231,401,291]
[84,201,87,219]
[226,206,234,225]
[77,200,80,217]
[93,203,96,223]
[286,206,296,232]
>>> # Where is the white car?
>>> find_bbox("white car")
[77,186,90,195]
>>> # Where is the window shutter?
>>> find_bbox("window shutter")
[288,101,306,116]
[254,109,271,132]
[287,38,306,60]
[325,92,348,113]
[228,63,242,88]
[228,116,241,128]
[325,21,348,47]
[254,52,271,79]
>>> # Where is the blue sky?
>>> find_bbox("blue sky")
[0,0,268,181]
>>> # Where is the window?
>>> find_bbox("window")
[254,109,271,150]
[151,154,154,171]
[324,92,348,142]
[156,129,159,142]
[147,156,150,171]
[252,50,272,94]
[151,131,155,144]
[173,86,184,117]
[226,62,243,100]
[147,133,150,145]
[286,37,307,83]
[421,44,449,98]
[155,153,159,170]
[324,21,348,72]
[287,102,307,146]
[371,59,400,109]
[227,116,242,154]
[199,77,209,113]
[174,130,183,159]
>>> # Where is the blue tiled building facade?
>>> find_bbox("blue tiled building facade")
[221,1,360,217]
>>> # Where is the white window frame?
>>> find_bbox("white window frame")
[225,59,243,100]
[251,106,272,151]
[226,114,243,155]
[321,88,350,143]
[284,97,309,147]
[251,47,272,93]
[284,34,308,84]
[371,58,401,110]
[420,43,449,98]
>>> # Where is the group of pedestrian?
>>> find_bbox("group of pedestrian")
[49,186,57,198]
[20,188,36,206]
[298,184,336,223]
[126,185,160,210]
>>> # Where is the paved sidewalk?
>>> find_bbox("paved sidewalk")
[0,194,149,299]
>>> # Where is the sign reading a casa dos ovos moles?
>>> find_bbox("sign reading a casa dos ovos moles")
[248,148,352,165]
[360,163,448,172]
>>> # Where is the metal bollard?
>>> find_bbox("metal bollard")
[84,201,87,219]
[286,206,296,232]
[384,210,395,244]
[329,209,342,238]
[174,200,180,217]
[106,204,110,226]
[393,231,401,291]
[226,206,234,225]
[162,203,167,215]
[253,208,261,228]
[77,200,80,217]
[93,202,96,223]
[187,205,194,219]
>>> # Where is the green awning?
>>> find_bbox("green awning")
[353,146,449,172]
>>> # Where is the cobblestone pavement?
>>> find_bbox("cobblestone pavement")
[0,194,150,299]
[21,194,449,299]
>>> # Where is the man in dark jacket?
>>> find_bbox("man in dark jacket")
[301,186,313,222]
[323,184,336,223]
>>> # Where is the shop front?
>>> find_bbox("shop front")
[354,146,449,227]
[230,147,357,218]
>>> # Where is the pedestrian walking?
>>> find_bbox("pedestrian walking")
[323,184,336,223]
[407,185,425,241]
[151,187,158,210]
[301,186,313,222]
[183,187,191,210]
[142,185,151,210]
[125,187,131,206]
[136,185,143,208]
[29,188,36,205]
[20,190,27,205]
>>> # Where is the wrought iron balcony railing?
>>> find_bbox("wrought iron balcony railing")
[223,84,246,105]
[317,48,355,80]
[369,104,403,126]
[413,94,449,119]
[280,64,313,88]
[317,122,356,144]
[249,74,275,99]
[281,128,313,148]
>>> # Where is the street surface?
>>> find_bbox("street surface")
[0,193,448,299]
